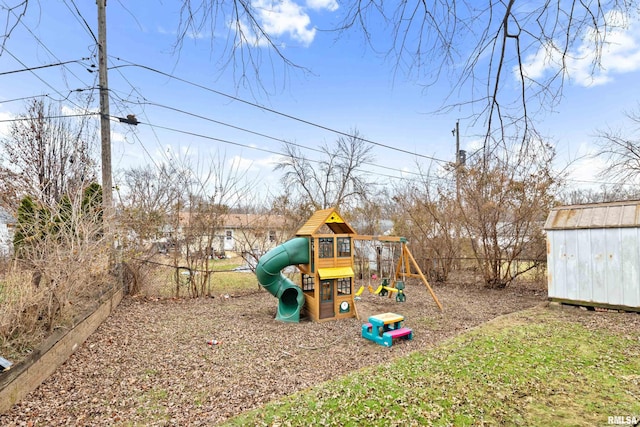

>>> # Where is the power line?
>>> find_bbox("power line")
[63,0,98,43]
[0,112,98,123]
[3,1,97,110]
[2,48,74,99]
[106,62,623,189]
[134,118,438,184]
[105,64,183,171]
[0,87,95,104]
[5,0,95,74]
[123,110,629,188]
[104,59,450,180]
[117,97,424,181]
[108,57,450,165]
[116,97,438,180]
[0,58,90,76]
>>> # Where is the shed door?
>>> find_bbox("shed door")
[319,279,334,319]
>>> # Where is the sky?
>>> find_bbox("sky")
[1,1,640,203]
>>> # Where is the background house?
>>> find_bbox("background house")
[154,212,287,260]
[0,208,16,257]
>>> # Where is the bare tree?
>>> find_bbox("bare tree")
[175,0,312,94]
[4,2,631,145]
[559,185,640,205]
[457,143,558,287]
[0,99,97,210]
[222,210,292,274]
[392,167,461,282]
[348,194,392,279]
[114,163,188,294]
[117,163,183,245]
[173,1,631,146]
[596,109,640,185]
[268,188,315,236]
[339,2,629,145]
[0,0,27,54]
[274,130,375,211]
[8,184,111,335]
[169,151,256,297]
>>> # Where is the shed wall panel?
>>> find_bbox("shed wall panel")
[577,230,592,302]
[591,228,607,303]
[547,228,640,308]
[621,228,640,307]
[604,228,622,304]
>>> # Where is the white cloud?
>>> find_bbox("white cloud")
[464,137,484,154]
[230,18,273,48]
[521,10,640,87]
[255,153,282,168]
[565,156,608,190]
[158,23,203,39]
[0,111,15,138]
[111,131,126,143]
[306,0,339,12]
[557,142,608,190]
[227,0,339,48]
[254,0,316,47]
[61,104,100,118]
[229,154,256,173]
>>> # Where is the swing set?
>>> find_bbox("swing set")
[354,236,443,311]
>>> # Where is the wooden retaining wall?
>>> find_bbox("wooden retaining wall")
[0,287,123,414]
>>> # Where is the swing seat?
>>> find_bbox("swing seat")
[355,286,364,296]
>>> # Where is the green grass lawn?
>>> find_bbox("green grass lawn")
[222,308,640,427]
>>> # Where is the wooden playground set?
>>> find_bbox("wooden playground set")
[255,208,443,347]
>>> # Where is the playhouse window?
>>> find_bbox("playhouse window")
[337,237,351,257]
[302,274,315,292]
[337,277,351,295]
[319,238,334,258]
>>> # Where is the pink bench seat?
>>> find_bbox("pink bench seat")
[382,327,413,346]
[384,327,412,339]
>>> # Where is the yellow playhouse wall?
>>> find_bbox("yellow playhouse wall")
[303,233,356,322]
[303,293,319,321]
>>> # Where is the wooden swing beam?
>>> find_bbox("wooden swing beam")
[353,236,443,311]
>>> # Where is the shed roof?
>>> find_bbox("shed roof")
[544,200,640,230]
[296,207,356,236]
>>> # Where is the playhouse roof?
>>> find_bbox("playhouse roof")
[296,208,357,236]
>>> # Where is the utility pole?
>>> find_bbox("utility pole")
[454,120,460,200]
[455,119,460,167]
[97,0,121,285]
[97,0,112,223]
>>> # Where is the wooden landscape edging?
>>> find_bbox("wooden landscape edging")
[0,286,123,414]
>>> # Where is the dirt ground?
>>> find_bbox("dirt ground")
[0,280,549,426]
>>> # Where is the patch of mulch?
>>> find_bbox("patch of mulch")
[1,281,552,426]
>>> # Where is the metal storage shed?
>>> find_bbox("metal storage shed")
[544,200,640,311]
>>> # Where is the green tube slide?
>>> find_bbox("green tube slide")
[255,237,309,322]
